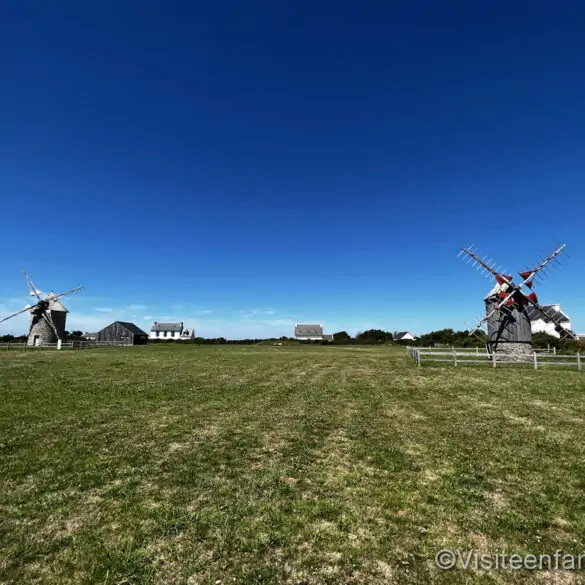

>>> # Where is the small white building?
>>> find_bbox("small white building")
[527,304,572,338]
[393,331,417,341]
[149,321,195,340]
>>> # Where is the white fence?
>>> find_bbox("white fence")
[0,341,131,351]
[407,346,582,371]
[413,345,557,355]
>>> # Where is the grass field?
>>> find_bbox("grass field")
[2,345,585,584]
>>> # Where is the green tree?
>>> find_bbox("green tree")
[333,331,351,341]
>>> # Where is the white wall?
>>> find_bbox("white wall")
[149,331,181,340]
[531,320,572,338]
[402,333,416,341]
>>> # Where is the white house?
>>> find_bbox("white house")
[393,331,417,341]
[526,304,572,338]
[294,324,325,340]
[293,324,335,341]
[149,321,195,340]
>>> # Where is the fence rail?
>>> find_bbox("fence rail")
[414,345,557,355]
[407,346,581,370]
[0,341,131,350]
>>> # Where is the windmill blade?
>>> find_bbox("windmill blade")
[39,287,82,341]
[469,306,501,336]
[41,309,61,341]
[0,303,39,324]
[517,244,567,290]
[23,271,43,301]
[486,261,549,316]
[530,244,567,275]
[46,286,83,301]
[470,328,487,342]
[461,243,576,342]
[472,275,575,341]
[465,256,542,335]
[459,247,502,280]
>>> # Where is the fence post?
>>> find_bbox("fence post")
[577,352,581,372]
[493,352,496,368]
[554,346,557,355]
[534,352,538,370]
[417,350,421,367]
[453,349,458,367]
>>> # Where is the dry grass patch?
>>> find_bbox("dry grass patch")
[1,344,585,584]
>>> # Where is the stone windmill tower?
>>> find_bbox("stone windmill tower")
[459,244,577,360]
[28,292,70,346]
[0,272,82,347]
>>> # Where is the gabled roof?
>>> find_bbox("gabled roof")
[394,331,415,339]
[526,305,570,323]
[117,321,148,336]
[151,322,183,332]
[484,283,508,301]
[47,292,68,313]
[295,324,323,337]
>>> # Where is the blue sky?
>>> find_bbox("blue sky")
[1,1,585,338]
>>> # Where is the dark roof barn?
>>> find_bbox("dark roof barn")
[96,321,148,345]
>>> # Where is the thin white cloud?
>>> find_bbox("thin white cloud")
[94,307,114,312]
[239,308,278,319]
[263,319,295,327]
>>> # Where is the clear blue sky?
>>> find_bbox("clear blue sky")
[1,1,584,338]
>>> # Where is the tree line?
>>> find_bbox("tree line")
[2,328,582,351]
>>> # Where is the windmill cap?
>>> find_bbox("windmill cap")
[47,293,68,312]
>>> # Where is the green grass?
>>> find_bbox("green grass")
[1,344,585,584]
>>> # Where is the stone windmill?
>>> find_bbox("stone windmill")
[0,272,82,347]
[459,244,577,360]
